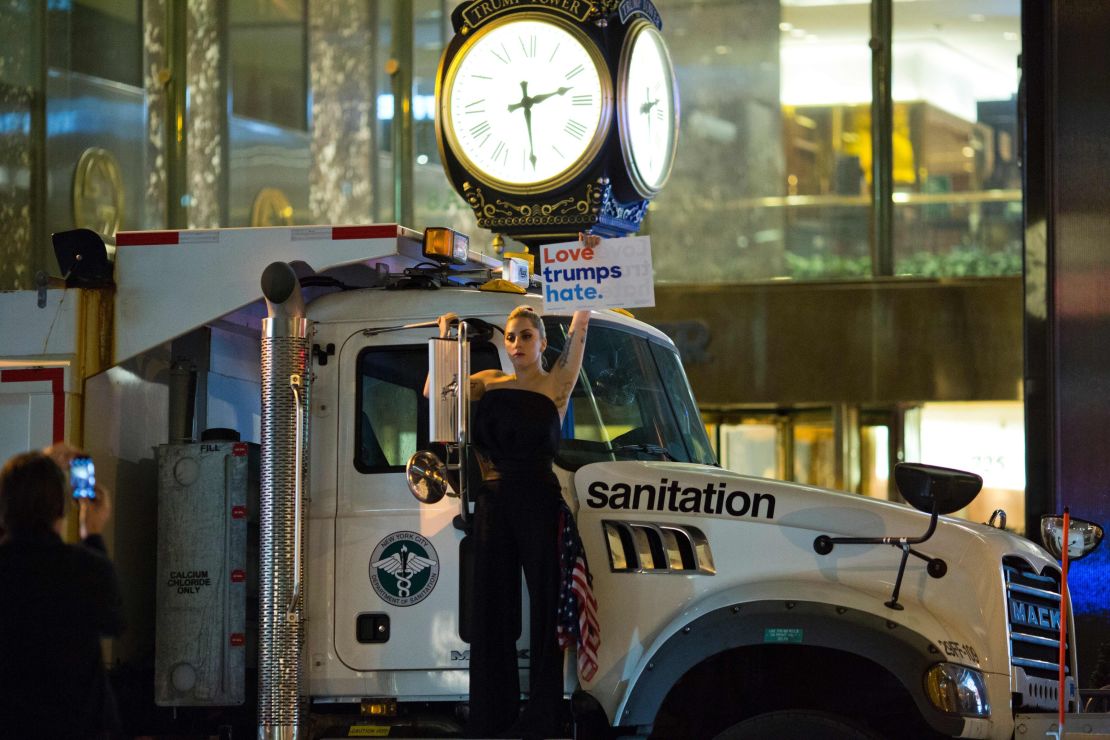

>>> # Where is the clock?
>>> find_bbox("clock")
[616,18,679,198]
[438,12,612,195]
[251,187,294,227]
[73,147,125,237]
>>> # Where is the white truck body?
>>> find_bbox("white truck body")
[3,224,1107,739]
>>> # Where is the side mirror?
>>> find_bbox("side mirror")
[1041,516,1104,561]
[405,450,449,504]
[814,462,983,610]
[52,228,115,286]
[895,462,982,515]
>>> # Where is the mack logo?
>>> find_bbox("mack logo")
[1010,599,1061,630]
[369,531,439,607]
[586,479,775,519]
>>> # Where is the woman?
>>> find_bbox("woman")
[435,302,590,739]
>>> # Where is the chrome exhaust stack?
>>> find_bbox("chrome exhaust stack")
[258,262,311,740]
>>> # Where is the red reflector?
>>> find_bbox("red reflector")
[231,569,246,583]
[231,505,247,519]
[331,225,399,240]
[115,230,180,246]
[230,633,245,647]
[232,442,248,456]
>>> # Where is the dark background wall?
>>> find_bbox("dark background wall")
[1023,0,1110,684]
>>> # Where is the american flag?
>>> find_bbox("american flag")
[557,500,600,682]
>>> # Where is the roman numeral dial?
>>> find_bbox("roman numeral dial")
[617,19,679,197]
[441,15,611,192]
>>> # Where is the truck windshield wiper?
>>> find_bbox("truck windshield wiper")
[609,443,674,461]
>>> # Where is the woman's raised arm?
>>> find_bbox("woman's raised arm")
[550,309,590,412]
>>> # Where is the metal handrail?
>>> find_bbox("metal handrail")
[722,188,1023,210]
[288,374,303,618]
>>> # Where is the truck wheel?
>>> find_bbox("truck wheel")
[711,710,881,740]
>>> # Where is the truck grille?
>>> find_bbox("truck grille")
[603,521,714,574]
[1003,555,1074,711]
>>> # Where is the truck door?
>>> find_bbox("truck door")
[333,326,502,676]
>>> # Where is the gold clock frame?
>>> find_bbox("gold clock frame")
[251,187,295,227]
[616,18,679,199]
[72,147,125,237]
[436,11,614,197]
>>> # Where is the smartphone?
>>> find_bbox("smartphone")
[70,456,96,500]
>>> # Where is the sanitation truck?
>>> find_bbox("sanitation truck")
[0,224,1106,739]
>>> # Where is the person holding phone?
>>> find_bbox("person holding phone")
[0,447,124,738]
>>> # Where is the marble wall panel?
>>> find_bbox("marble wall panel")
[143,0,168,229]
[308,0,374,224]
[186,0,223,228]
[0,2,35,289]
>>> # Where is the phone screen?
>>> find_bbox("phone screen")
[70,457,96,500]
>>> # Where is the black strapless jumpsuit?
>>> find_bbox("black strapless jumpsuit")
[468,388,564,739]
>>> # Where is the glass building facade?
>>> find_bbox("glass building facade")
[0,0,1020,281]
[0,0,1023,516]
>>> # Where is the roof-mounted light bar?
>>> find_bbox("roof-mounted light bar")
[422,226,469,266]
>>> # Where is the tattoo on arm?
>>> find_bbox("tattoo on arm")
[557,331,576,369]
[557,328,587,370]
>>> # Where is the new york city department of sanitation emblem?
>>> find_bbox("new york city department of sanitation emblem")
[369,531,440,607]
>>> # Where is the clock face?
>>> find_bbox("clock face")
[618,20,678,197]
[440,14,611,194]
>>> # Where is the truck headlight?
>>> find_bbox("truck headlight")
[924,663,990,718]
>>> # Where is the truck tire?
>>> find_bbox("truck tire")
[711,710,882,740]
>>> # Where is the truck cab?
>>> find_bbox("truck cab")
[4,224,1105,739]
[304,286,715,702]
[291,255,1076,739]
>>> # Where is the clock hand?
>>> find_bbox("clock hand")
[524,105,536,170]
[641,90,658,166]
[507,82,539,170]
[529,86,571,105]
[507,84,571,111]
[506,83,573,170]
[507,80,532,113]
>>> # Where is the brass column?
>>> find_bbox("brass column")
[165,0,188,228]
[869,0,894,276]
[391,0,414,226]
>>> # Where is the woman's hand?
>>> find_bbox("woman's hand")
[578,232,601,249]
[44,442,83,470]
[44,444,112,539]
[79,485,112,539]
[437,312,458,338]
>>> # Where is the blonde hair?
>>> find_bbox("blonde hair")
[506,305,545,340]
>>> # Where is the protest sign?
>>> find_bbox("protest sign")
[539,236,655,312]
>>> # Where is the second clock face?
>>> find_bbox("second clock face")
[619,20,678,197]
[441,15,610,193]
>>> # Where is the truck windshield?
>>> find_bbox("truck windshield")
[543,318,717,470]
